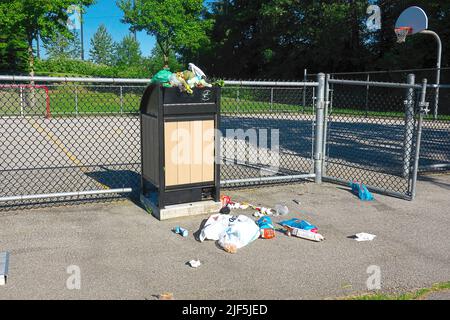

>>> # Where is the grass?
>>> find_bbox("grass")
[346,281,450,300]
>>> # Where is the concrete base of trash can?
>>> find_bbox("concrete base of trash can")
[140,194,221,221]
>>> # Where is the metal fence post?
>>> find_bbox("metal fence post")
[321,74,330,176]
[411,78,429,200]
[74,85,79,116]
[19,86,25,117]
[302,69,307,114]
[120,86,124,114]
[365,74,370,117]
[314,73,326,184]
[270,87,274,112]
[403,73,415,178]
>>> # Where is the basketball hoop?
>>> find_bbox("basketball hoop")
[395,27,412,43]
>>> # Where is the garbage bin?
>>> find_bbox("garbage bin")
[140,84,221,210]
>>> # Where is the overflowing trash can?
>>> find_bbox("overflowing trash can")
[140,84,221,212]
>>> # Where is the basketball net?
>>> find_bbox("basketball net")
[395,27,412,43]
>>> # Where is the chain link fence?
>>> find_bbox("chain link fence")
[0,71,444,209]
[0,77,318,210]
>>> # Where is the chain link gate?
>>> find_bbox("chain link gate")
[219,81,318,187]
[322,75,429,200]
[0,76,318,210]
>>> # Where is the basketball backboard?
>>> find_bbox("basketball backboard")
[395,6,428,35]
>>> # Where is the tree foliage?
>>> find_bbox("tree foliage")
[44,30,82,60]
[89,24,116,66]
[0,0,95,76]
[195,0,450,79]
[118,0,212,64]
[115,35,142,67]
[0,1,28,73]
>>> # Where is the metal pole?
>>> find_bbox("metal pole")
[314,73,326,184]
[19,86,24,117]
[0,188,133,203]
[221,174,316,186]
[411,78,429,199]
[303,69,307,114]
[365,74,370,117]
[270,87,274,112]
[420,30,441,119]
[75,85,79,116]
[120,86,124,114]
[321,74,330,176]
[403,73,415,178]
[80,9,85,60]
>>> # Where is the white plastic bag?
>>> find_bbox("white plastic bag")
[217,215,260,253]
[199,214,232,242]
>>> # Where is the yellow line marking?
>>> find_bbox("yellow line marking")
[27,118,110,190]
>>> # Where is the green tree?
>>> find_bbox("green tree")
[0,1,28,73]
[118,0,212,65]
[44,30,81,60]
[0,0,94,76]
[115,34,142,66]
[89,24,116,66]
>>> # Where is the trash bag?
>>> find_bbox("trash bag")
[217,215,260,253]
[199,214,232,242]
[350,180,374,201]
[151,69,173,86]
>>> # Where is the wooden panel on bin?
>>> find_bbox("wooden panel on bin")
[164,122,178,187]
[202,120,215,182]
[190,121,203,184]
[177,121,192,185]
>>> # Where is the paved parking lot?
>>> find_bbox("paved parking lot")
[0,173,449,300]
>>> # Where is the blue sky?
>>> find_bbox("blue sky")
[82,0,156,57]
[40,0,214,59]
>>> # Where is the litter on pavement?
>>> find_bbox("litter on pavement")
[173,226,189,237]
[279,218,319,233]
[280,218,324,242]
[158,292,174,300]
[274,204,289,216]
[285,227,325,242]
[353,233,376,241]
[220,195,289,217]
[257,216,276,239]
[188,260,202,268]
[350,180,374,201]
[199,214,260,253]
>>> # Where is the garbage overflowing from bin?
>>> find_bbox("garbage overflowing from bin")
[150,63,224,94]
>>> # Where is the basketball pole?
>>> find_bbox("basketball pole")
[420,30,442,120]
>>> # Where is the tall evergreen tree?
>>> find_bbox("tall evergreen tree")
[89,24,115,66]
[44,30,81,60]
[115,35,142,66]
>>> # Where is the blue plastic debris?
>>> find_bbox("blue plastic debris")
[350,180,374,201]
[173,226,189,237]
[279,218,318,233]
